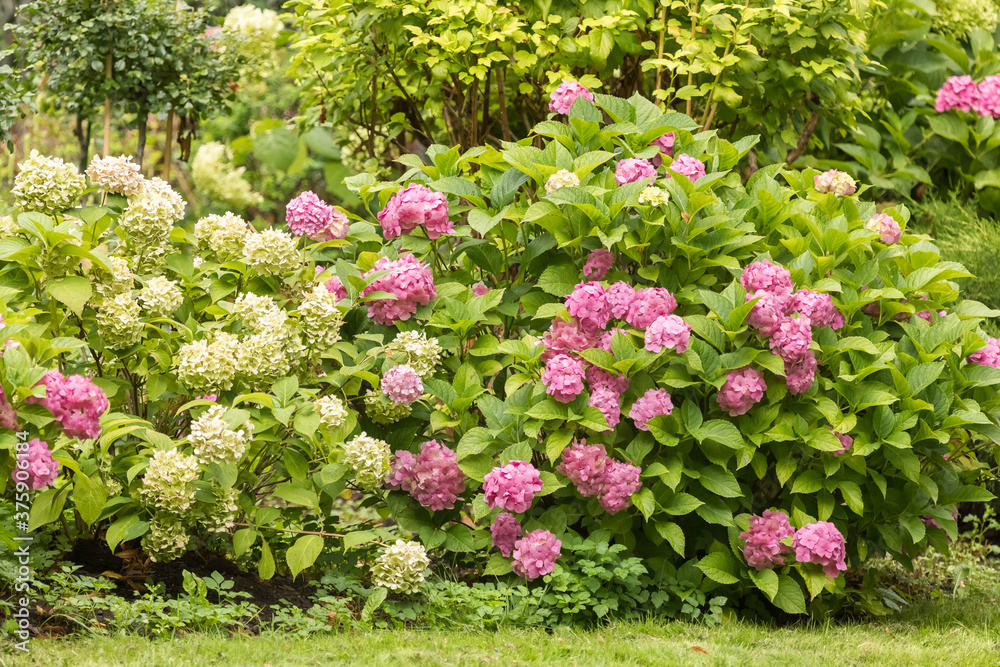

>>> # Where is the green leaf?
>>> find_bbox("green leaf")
[258,539,276,580]
[361,587,388,623]
[272,483,319,509]
[692,420,744,449]
[699,466,742,497]
[106,514,148,553]
[661,491,703,515]
[484,553,514,576]
[749,569,779,601]
[772,574,807,614]
[443,524,477,552]
[286,535,324,580]
[233,528,257,558]
[28,486,69,530]
[46,276,92,317]
[343,530,379,549]
[272,376,299,406]
[655,520,685,555]
[545,429,574,461]
[457,427,494,459]
[697,551,741,584]
[538,263,580,297]
[928,113,968,144]
[838,481,864,515]
[74,473,107,526]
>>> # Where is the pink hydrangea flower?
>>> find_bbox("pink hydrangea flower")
[286,191,334,239]
[717,366,766,416]
[747,291,792,337]
[650,132,675,166]
[792,521,848,578]
[583,249,614,280]
[787,290,845,330]
[386,440,466,511]
[556,440,611,496]
[483,460,544,513]
[539,319,598,362]
[935,75,979,113]
[625,287,677,329]
[0,386,17,430]
[315,208,351,242]
[361,254,437,325]
[376,184,451,240]
[491,512,522,557]
[597,327,629,353]
[830,429,852,457]
[973,75,1000,118]
[548,80,594,114]
[599,459,641,513]
[11,438,59,490]
[741,260,793,298]
[512,529,562,580]
[566,281,611,334]
[666,153,706,182]
[28,370,109,440]
[472,281,489,297]
[195,394,218,402]
[615,158,657,186]
[586,366,630,395]
[605,282,636,319]
[644,314,691,353]
[968,337,1000,367]
[382,365,423,405]
[542,353,586,403]
[785,351,818,395]
[588,386,622,430]
[813,170,857,196]
[629,388,673,431]
[740,510,794,570]
[865,213,901,244]
[324,276,348,301]
[769,316,813,361]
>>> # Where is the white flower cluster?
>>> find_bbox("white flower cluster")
[242,229,301,275]
[96,292,144,349]
[0,215,19,237]
[371,540,430,594]
[86,154,144,196]
[343,432,391,491]
[142,513,190,562]
[175,332,240,394]
[296,284,343,351]
[11,150,87,214]
[384,331,442,377]
[314,395,348,429]
[191,142,262,210]
[545,169,581,195]
[92,256,135,303]
[933,0,998,39]
[138,276,183,318]
[234,328,302,391]
[194,212,251,256]
[223,5,283,62]
[198,486,239,534]
[364,389,411,425]
[638,186,669,206]
[190,405,252,465]
[118,177,185,268]
[139,448,200,513]
[232,292,287,331]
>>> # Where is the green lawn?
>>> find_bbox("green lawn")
[4,596,998,667]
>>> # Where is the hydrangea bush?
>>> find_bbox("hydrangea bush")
[2,89,998,618]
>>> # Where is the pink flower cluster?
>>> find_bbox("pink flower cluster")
[813,170,856,196]
[606,282,635,319]
[566,282,612,334]
[615,158,657,186]
[472,281,490,297]
[649,132,674,166]
[787,290,846,330]
[511,529,562,580]
[10,438,59,490]
[865,213,901,244]
[629,388,673,431]
[935,75,979,113]
[717,366,766,416]
[974,75,1000,118]
[490,512,522,557]
[539,319,597,362]
[644,314,691,353]
[586,367,629,430]
[792,521,848,578]
[625,287,678,329]
[741,260,794,298]
[483,460,543,513]
[386,440,466,511]
[29,370,108,440]
[361,254,437,325]
[583,249,614,280]
[666,154,706,182]
[324,276,348,301]
[740,510,794,570]
[968,337,1000,367]
[556,440,642,513]
[830,429,852,457]
[548,80,594,114]
[382,365,423,405]
[542,353,586,403]
[377,184,451,240]
[286,191,349,241]
[0,386,17,430]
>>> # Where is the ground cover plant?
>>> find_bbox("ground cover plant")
[1,84,999,636]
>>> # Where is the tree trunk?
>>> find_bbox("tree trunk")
[135,111,147,169]
[103,53,112,157]
[163,109,174,181]
[74,114,91,173]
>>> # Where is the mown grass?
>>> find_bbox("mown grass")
[3,591,998,667]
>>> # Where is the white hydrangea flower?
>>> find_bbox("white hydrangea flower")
[364,389,411,425]
[191,142,262,210]
[86,154,145,196]
[343,432,391,491]
[545,169,580,195]
[0,215,19,237]
[933,0,998,39]
[142,513,190,562]
[384,331,442,377]
[233,328,295,391]
[223,5,283,61]
[314,395,348,429]
[96,292,143,349]
[242,229,301,275]
[296,284,343,351]
[193,257,204,269]
[139,449,200,513]
[138,276,183,318]
[92,256,135,303]
[371,540,430,593]
[118,177,185,267]
[11,150,87,214]
[175,332,239,394]
[190,405,252,465]
[638,186,669,206]
[232,292,287,331]
[199,486,239,534]
[194,212,252,256]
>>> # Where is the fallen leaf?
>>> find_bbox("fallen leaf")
[691,646,710,655]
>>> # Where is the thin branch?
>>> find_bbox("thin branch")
[785,110,820,164]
